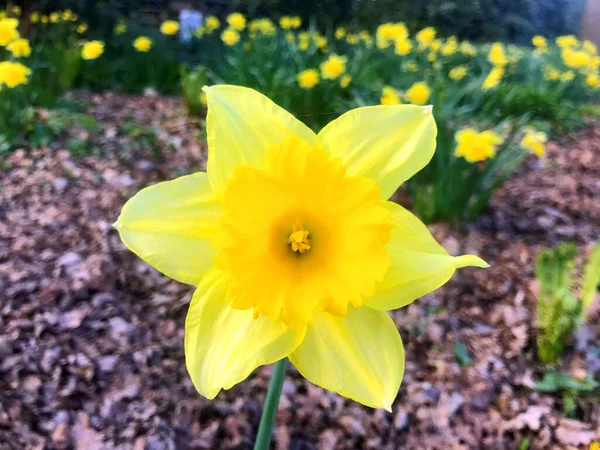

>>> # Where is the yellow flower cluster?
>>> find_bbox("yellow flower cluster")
[29,9,78,24]
[279,16,301,30]
[379,82,431,106]
[249,18,276,37]
[376,22,408,49]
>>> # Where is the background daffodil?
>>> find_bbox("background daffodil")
[114,85,487,410]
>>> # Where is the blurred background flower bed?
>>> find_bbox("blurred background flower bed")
[0,1,599,449]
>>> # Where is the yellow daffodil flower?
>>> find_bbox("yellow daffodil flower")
[532,35,547,48]
[586,73,600,88]
[488,42,508,66]
[460,41,477,56]
[544,66,560,80]
[320,54,347,79]
[560,70,575,82]
[449,65,467,80]
[406,81,431,105]
[482,67,504,89]
[133,36,152,52]
[205,16,220,31]
[114,21,127,35]
[0,18,19,46]
[394,38,412,56]
[562,48,590,68]
[226,12,246,31]
[297,69,319,89]
[221,28,240,46]
[249,18,276,37]
[298,35,310,51]
[114,85,487,410]
[416,27,436,48]
[455,128,503,162]
[7,38,30,57]
[279,16,293,29]
[289,16,301,29]
[81,40,104,60]
[313,33,328,50]
[335,27,346,40]
[0,61,31,87]
[340,74,352,88]
[376,22,408,49]
[77,23,88,34]
[556,35,578,48]
[380,86,401,105]
[160,20,180,35]
[405,61,418,72]
[441,37,458,56]
[520,129,547,157]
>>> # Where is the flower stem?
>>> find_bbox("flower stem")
[254,358,288,450]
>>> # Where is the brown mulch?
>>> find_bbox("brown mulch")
[0,93,599,450]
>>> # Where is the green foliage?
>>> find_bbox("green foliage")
[534,370,599,416]
[118,120,164,160]
[454,340,473,367]
[181,65,208,116]
[580,244,600,320]
[235,0,580,42]
[535,242,600,363]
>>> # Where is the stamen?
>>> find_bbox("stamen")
[288,219,311,253]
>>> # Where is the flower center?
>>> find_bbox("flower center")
[288,220,310,253]
[216,136,392,329]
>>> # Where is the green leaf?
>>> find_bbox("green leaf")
[534,370,600,394]
[581,242,600,321]
[454,340,472,367]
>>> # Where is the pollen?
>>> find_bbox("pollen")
[288,219,311,253]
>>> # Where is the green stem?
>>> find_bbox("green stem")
[254,358,288,450]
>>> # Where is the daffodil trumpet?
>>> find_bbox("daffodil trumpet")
[114,86,487,438]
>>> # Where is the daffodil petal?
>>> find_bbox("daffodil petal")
[364,201,488,311]
[185,270,306,399]
[289,306,404,411]
[318,105,437,199]
[114,172,221,286]
[204,85,318,197]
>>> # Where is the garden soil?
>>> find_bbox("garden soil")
[1,92,599,450]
